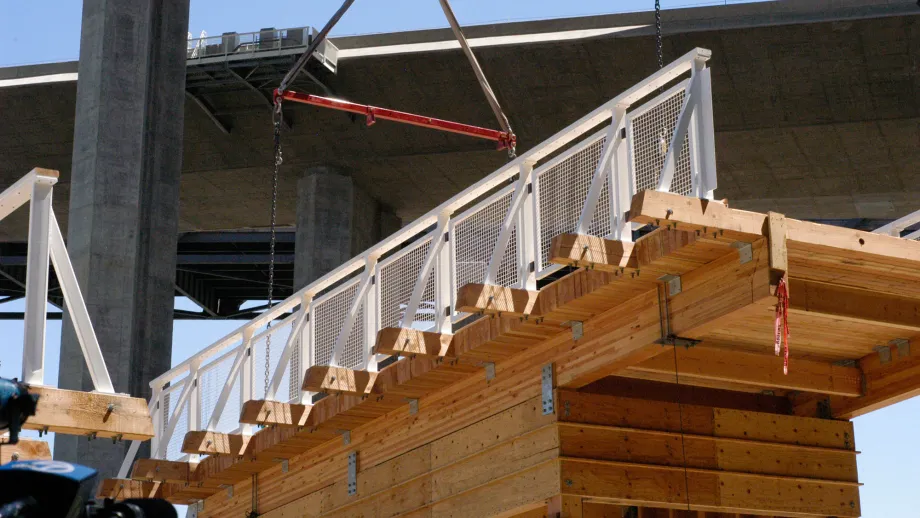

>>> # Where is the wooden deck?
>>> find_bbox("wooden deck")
[103,191,920,517]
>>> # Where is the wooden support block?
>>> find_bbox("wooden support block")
[457,283,540,317]
[549,234,637,271]
[239,399,312,427]
[182,431,252,456]
[130,458,192,484]
[766,211,788,275]
[302,365,376,395]
[374,327,454,358]
[629,190,765,242]
[97,479,162,500]
[0,438,51,462]
[23,386,153,440]
[628,345,863,397]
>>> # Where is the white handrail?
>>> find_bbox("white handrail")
[144,47,716,460]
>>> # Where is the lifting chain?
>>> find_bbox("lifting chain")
[655,0,663,70]
[264,97,284,399]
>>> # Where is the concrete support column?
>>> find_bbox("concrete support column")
[294,167,400,289]
[56,0,189,478]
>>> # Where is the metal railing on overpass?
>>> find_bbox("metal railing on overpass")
[186,26,338,72]
[137,47,720,465]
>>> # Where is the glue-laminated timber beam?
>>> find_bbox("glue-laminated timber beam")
[627,345,863,397]
[788,278,920,332]
[22,386,153,440]
[795,336,920,419]
[374,327,455,358]
[182,430,253,456]
[239,399,312,427]
[302,365,376,395]
[131,458,192,484]
[629,190,920,297]
[0,438,51,462]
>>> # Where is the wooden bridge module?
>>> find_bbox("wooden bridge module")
[103,190,920,517]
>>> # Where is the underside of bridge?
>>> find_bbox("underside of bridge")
[0,0,917,316]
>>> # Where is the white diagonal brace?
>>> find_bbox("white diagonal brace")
[403,213,449,330]
[21,176,56,385]
[266,294,311,401]
[49,214,115,393]
[485,162,535,285]
[576,107,626,235]
[656,78,697,193]
[206,342,250,430]
[329,256,377,367]
[693,61,717,198]
[159,364,197,459]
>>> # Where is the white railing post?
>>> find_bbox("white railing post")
[301,306,315,404]
[365,264,381,371]
[434,212,454,334]
[610,105,632,241]
[21,176,55,385]
[239,327,255,435]
[403,215,448,330]
[151,387,164,459]
[656,79,697,194]
[485,164,533,285]
[187,360,201,463]
[518,162,538,291]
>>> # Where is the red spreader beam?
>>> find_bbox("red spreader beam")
[276,89,516,151]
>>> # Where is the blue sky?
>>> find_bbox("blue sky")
[1,0,918,516]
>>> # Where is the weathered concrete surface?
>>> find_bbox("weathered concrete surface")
[0,0,917,235]
[293,166,398,289]
[54,0,189,479]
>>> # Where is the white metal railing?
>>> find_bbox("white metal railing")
[874,209,920,240]
[185,26,339,72]
[139,47,718,463]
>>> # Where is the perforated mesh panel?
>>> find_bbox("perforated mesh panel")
[199,352,241,434]
[162,382,187,461]
[288,320,303,402]
[379,237,437,330]
[536,135,609,270]
[453,189,520,298]
[629,87,693,196]
[313,281,365,368]
[253,322,292,400]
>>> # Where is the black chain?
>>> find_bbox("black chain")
[655,0,663,70]
[265,97,283,398]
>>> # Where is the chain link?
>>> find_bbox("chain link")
[264,97,284,398]
[655,0,663,70]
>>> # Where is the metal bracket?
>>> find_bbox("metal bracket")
[658,274,682,296]
[874,344,892,364]
[220,484,233,498]
[541,364,555,415]
[338,430,351,445]
[483,362,496,381]
[832,359,858,368]
[407,398,419,415]
[816,397,833,420]
[186,501,202,518]
[562,321,584,341]
[655,335,701,348]
[273,458,289,473]
[891,338,910,359]
[347,451,358,496]
[730,241,753,265]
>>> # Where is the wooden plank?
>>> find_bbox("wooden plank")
[0,438,51,462]
[629,190,765,241]
[627,345,862,397]
[457,283,540,317]
[97,479,163,500]
[239,399,312,427]
[557,391,854,451]
[766,212,787,274]
[549,233,637,270]
[23,386,153,440]
[788,279,920,332]
[558,423,857,482]
[374,327,455,358]
[131,458,192,484]
[302,365,376,395]
[797,337,920,419]
[182,431,253,456]
[559,458,860,517]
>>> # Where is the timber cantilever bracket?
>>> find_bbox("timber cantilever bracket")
[549,233,637,272]
[456,283,540,318]
[239,399,313,428]
[23,386,153,441]
[302,365,376,396]
[374,327,455,358]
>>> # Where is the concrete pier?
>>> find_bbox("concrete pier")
[55,0,190,479]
